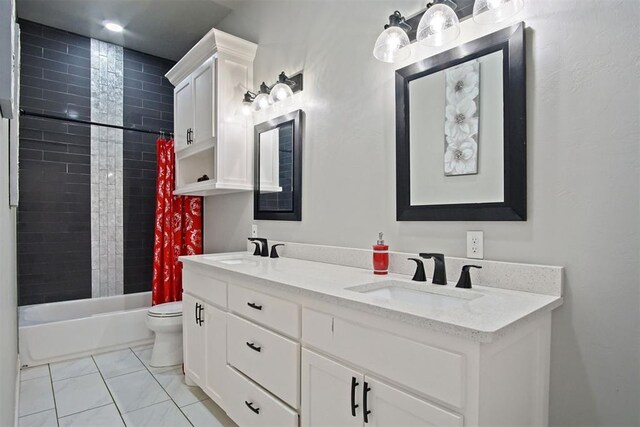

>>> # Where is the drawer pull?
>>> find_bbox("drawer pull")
[246,342,262,352]
[247,302,263,311]
[363,381,371,423]
[245,401,260,414]
[350,376,359,417]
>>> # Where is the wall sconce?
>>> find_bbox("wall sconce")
[241,71,304,115]
[373,0,524,63]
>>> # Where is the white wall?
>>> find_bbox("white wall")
[206,1,640,424]
[0,117,18,426]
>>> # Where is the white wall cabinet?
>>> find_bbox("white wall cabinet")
[166,28,257,196]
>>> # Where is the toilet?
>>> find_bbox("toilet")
[146,301,183,367]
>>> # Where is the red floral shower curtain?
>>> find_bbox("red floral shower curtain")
[152,137,203,305]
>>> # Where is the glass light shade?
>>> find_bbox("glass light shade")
[373,26,411,63]
[241,102,253,116]
[473,0,524,24]
[416,4,460,47]
[253,93,272,112]
[269,82,294,103]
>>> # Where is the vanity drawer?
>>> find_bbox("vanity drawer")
[302,308,465,409]
[227,313,300,408]
[183,268,227,309]
[228,285,300,338]
[225,366,298,427]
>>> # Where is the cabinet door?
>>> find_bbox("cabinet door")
[364,377,463,427]
[182,294,205,386]
[174,77,193,149]
[192,59,215,145]
[301,349,363,427]
[204,303,226,406]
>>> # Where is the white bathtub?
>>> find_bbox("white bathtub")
[19,292,154,367]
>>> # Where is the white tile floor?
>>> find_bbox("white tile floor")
[18,345,237,427]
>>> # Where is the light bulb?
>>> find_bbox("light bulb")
[416,4,460,47]
[253,93,272,112]
[241,103,252,116]
[473,0,524,24]
[373,26,411,63]
[270,82,294,103]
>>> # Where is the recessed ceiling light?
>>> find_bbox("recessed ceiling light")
[104,22,124,32]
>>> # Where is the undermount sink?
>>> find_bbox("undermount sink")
[201,253,258,265]
[347,280,482,309]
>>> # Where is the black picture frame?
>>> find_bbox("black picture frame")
[396,22,526,221]
[254,110,304,221]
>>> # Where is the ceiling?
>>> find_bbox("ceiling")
[16,0,241,61]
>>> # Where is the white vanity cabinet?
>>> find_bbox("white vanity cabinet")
[181,259,555,427]
[301,349,463,427]
[166,28,257,197]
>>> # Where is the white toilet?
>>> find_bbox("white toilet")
[146,301,183,367]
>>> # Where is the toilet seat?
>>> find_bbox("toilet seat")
[148,301,183,318]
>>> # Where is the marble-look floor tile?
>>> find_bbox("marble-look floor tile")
[18,409,57,427]
[50,357,98,381]
[53,372,113,417]
[58,403,124,427]
[122,400,191,427]
[130,346,176,374]
[20,365,50,381]
[19,377,55,417]
[153,367,207,407]
[105,370,169,413]
[182,399,237,427]
[93,349,144,378]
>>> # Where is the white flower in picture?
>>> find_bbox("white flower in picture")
[444,98,478,139]
[444,137,478,176]
[446,62,479,104]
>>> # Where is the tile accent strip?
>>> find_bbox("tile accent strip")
[90,40,124,297]
[266,241,564,297]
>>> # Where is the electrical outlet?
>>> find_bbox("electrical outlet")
[467,231,484,259]
[251,224,258,238]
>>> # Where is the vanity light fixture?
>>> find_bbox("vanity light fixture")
[416,0,460,47]
[372,11,412,63]
[241,72,304,114]
[473,0,524,24]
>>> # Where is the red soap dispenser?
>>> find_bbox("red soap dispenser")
[373,232,389,275]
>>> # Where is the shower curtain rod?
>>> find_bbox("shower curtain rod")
[19,109,173,137]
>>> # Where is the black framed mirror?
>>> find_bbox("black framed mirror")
[396,22,526,221]
[254,110,303,221]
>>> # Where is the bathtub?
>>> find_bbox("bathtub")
[19,292,154,367]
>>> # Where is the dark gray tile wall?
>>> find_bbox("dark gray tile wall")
[122,50,175,295]
[17,20,175,304]
[17,20,92,305]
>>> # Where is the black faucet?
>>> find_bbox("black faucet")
[419,253,447,285]
[456,265,482,289]
[248,238,269,257]
[270,244,285,258]
[407,258,426,282]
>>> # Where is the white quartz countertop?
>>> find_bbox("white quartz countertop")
[180,252,563,342]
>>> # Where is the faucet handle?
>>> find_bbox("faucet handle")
[456,265,482,289]
[249,240,262,256]
[407,258,426,282]
[270,244,285,258]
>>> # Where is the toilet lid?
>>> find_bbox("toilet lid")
[148,301,183,317]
